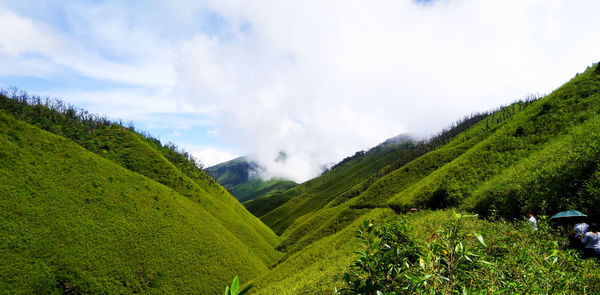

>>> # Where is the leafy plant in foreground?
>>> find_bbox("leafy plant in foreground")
[338,218,419,294]
[224,276,252,295]
[340,212,487,294]
[406,211,487,294]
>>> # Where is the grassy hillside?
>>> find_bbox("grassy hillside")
[0,93,282,263]
[259,138,415,234]
[207,157,257,189]
[244,185,304,218]
[2,62,598,294]
[208,157,298,202]
[247,63,600,294]
[81,126,281,261]
[230,178,298,203]
[387,64,600,215]
[0,113,271,294]
[251,209,600,294]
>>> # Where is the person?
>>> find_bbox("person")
[573,220,589,237]
[526,212,538,231]
[580,222,600,258]
[570,220,589,249]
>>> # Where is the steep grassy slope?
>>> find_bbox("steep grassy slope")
[259,139,415,234]
[230,178,298,203]
[81,127,281,261]
[207,157,257,189]
[250,63,600,294]
[244,185,303,218]
[387,64,600,214]
[208,157,298,202]
[0,113,270,294]
[250,208,393,294]
[0,94,281,263]
[467,115,600,218]
[252,209,600,294]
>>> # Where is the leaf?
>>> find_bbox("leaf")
[224,286,230,295]
[479,260,495,265]
[474,232,486,247]
[231,276,239,295]
[238,283,253,295]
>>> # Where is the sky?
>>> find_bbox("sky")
[1,0,599,183]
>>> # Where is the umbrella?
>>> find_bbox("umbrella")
[550,210,588,220]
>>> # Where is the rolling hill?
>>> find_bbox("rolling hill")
[243,62,600,293]
[2,62,599,294]
[207,157,298,202]
[0,94,281,293]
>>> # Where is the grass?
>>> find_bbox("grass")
[0,93,282,262]
[249,209,394,294]
[246,63,600,294]
[230,178,298,203]
[207,157,298,202]
[2,62,599,293]
[466,115,600,218]
[0,113,273,294]
[251,209,600,294]
[260,140,415,235]
[388,63,600,213]
[83,126,282,261]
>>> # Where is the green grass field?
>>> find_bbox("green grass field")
[1,62,599,294]
[243,63,600,294]
[0,113,274,293]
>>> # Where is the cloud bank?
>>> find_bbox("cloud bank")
[1,1,599,182]
[175,0,600,182]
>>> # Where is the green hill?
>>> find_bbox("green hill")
[0,113,271,294]
[2,62,599,294]
[207,157,258,189]
[0,93,281,264]
[230,178,298,203]
[244,63,600,293]
[207,157,298,202]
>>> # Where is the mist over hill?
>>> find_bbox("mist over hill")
[207,157,298,202]
[2,62,600,294]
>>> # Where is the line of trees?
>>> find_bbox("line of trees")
[0,88,204,171]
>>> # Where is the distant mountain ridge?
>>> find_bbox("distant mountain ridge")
[207,156,298,202]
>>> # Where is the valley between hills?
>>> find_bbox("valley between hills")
[2,62,600,294]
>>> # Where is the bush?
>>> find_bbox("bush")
[340,211,600,294]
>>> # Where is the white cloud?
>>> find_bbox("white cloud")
[192,148,238,168]
[174,0,600,182]
[1,1,600,183]
[0,6,64,58]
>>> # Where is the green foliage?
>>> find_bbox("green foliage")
[468,116,600,219]
[388,64,600,212]
[225,276,252,295]
[261,139,415,235]
[0,113,275,293]
[339,219,418,294]
[230,178,298,203]
[405,211,486,294]
[0,91,282,262]
[340,211,600,295]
